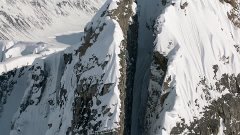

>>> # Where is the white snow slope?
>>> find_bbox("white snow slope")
[0,40,66,135]
[0,0,105,42]
[0,41,67,73]
[1,0,240,135]
[146,0,240,134]
[0,0,108,135]
[0,0,133,134]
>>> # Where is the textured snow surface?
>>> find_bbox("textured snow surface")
[0,40,66,135]
[148,0,240,134]
[0,0,109,134]
[0,0,105,42]
[53,1,127,133]
[1,0,240,134]
[59,19,124,134]
[0,0,126,134]
[0,41,66,74]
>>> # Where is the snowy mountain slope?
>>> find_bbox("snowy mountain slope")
[0,0,105,41]
[0,1,109,134]
[0,41,66,135]
[0,0,137,135]
[48,0,136,134]
[10,52,65,135]
[0,66,32,135]
[0,41,66,74]
[1,0,240,134]
[145,0,240,134]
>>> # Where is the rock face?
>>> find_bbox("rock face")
[221,0,240,28]
[171,74,240,134]
[1,0,240,135]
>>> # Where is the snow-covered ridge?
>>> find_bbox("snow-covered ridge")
[146,0,240,134]
[0,40,66,135]
[0,0,136,134]
[1,0,240,134]
[55,0,136,134]
[0,1,108,134]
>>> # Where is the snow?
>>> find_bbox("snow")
[58,15,124,133]
[1,0,239,134]
[55,32,84,46]
[149,0,240,134]
[9,51,66,135]
[0,71,30,135]
[0,1,107,134]
[131,0,169,134]
[0,42,67,135]
[108,0,120,11]
[0,0,106,42]
[218,118,226,135]
[0,41,66,74]
[0,0,107,73]
[0,0,126,134]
